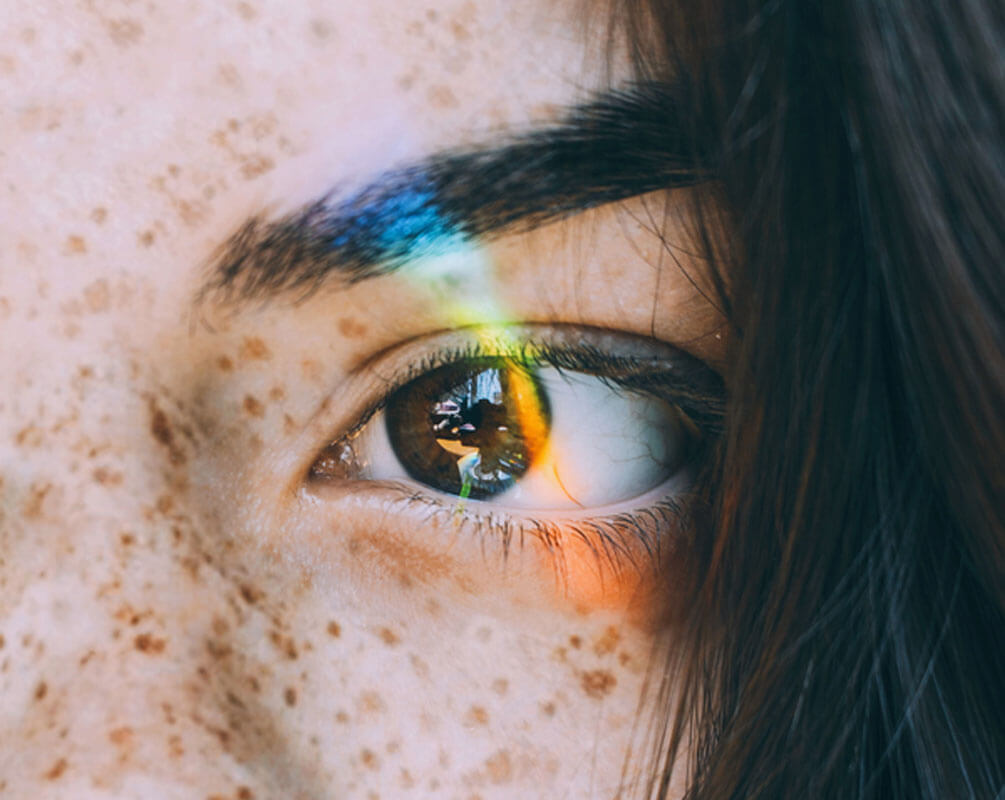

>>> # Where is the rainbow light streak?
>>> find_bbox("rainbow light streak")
[342,184,570,512]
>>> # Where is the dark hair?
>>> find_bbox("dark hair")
[610,0,1005,797]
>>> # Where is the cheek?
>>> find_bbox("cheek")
[257,579,657,797]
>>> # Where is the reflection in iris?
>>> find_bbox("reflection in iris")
[386,360,551,500]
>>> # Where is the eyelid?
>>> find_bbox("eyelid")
[294,323,725,606]
[307,323,725,477]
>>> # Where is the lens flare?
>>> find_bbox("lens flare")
[398,234,579,511]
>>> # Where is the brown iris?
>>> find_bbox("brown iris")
[385,358,551,499]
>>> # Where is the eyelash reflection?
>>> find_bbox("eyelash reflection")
[307,330,724,583]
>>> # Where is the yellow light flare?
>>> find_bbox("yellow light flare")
[403,244,583,510]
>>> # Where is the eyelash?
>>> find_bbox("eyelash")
[308,330,723,583]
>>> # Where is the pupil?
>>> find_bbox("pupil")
[385,359,551,499]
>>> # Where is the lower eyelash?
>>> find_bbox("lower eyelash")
[378,482,691,590]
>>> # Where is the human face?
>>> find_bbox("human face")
[1,1,724,797]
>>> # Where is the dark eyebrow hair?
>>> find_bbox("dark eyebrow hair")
[203,81,710,303]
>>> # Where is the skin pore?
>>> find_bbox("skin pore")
[1,1,724,798]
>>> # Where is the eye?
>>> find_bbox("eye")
[304,328,724,599]
[310,342,699,512]
[381,359,689,509]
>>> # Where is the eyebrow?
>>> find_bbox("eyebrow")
[203,81,710,303]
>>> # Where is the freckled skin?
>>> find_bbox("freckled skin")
[0,2,719,798]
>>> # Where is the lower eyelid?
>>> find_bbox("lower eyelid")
[303,475,691,613]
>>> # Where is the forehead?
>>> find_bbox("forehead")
[3,0,614,305]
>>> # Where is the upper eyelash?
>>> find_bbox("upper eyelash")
[347,333,725,442]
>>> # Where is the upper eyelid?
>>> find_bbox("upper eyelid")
[320,323,726,456]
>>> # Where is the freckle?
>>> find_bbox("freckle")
[156,493,175,515]
[64,235,87,254]
[409,653,430,679]
[0,634,5,650]
[451,21,471,40]
[237,788,254,800]
[149,400,185,465]
[243,394,265,418]
[240,153,274,180]
[93,466,124,488]
[378,627,400,646]
[428,85,459,109]
[174,197,209,227]
[22,481,51,519]
[105,17,144,47]
[464,705,489,725]
[272,632,298,659]
[33,681,47,701]
[120,531,136,546]
[360,748,380,770]
[579,669,617,699]
[335,710,350,723]
[283,686,297,707]
[90,207,108,224]
[337,317,368,339]
[44,758,68,780]
[239,584,261,605]
[569,635,582,649]
[138,230,156,247]
[592,625,621,656]
[357,691,386,715]
[108,726,133,746]
[268,385,285,402]
[236,1,257,20]
[134,633,167,655]
[240,336,271,360]
[309,17,334,40]
[541,700,556,716]
[217,355,234,371]
[301,358,322,382]
[491,678,508,695]
[327,620,341,638]
[484,750,512,784]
